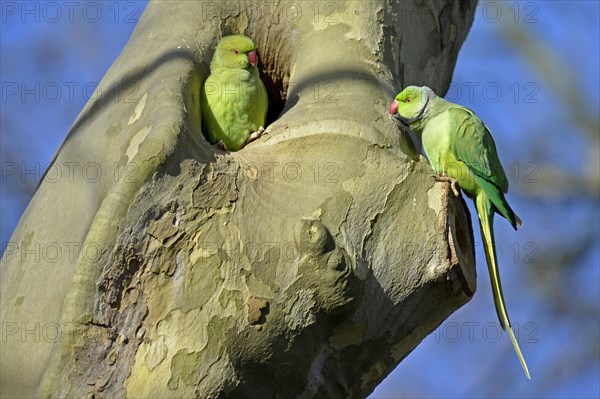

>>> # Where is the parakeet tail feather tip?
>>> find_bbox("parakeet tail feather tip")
[515,213,523,229]
[508,325,531,379]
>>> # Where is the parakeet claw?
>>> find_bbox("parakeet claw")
[433,174,461,197]
[216,140,229,151]
[247,126,265,143]
[451,183,460,197]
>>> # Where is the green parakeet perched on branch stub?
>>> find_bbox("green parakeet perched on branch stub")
[200,35,268,151]
[389,86,530,379]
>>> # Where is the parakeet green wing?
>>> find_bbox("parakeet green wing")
[448,108,521,229]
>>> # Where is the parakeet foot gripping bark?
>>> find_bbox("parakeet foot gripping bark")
[248,126,265,143]
[432,174,461,197]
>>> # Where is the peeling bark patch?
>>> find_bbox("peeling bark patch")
[145,335,167,371]
[192,163,239,210]
[320,192,353,236]
[426,181,444,218]
[247,295,269,325]
[223,12,249,35]
[128,92,147,125]
[182,251,222,312]
[141,212,184,277]
[285,289,316,330]
[218,289,243,311]
[126,125,152,161]
[168,349,202,389]
[147,212,183,247]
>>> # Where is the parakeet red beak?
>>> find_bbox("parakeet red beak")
[388,99,398,116]
[247,51,258,67]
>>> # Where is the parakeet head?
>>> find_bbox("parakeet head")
[388,86,434,126]
[211,35,260,71]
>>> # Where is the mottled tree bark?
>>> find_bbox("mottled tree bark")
[1,1,477,397]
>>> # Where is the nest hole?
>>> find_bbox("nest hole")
[259,60,287,126]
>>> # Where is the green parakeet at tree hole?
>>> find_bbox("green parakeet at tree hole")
[389,86,530,379]
[200,35,268,151]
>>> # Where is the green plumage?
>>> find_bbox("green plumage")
[390,86,529,378]
[200,35,268,151]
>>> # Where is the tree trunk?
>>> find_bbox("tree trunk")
[0,1,477,397]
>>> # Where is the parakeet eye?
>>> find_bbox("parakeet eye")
[233,49,240,55]
[406,97,412,103]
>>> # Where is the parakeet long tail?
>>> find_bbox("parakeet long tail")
[476,193,531,379]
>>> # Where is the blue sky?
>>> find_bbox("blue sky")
[1,1,598,397]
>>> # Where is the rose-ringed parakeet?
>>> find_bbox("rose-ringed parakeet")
[200,35,268,151]
[389,86,530,379]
